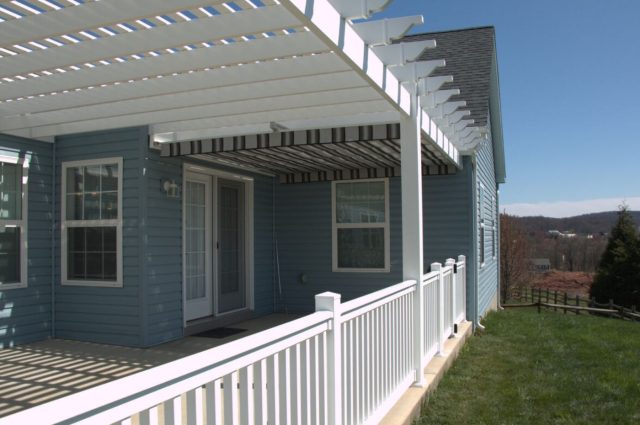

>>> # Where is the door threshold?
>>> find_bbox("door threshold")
[185,309,253,336]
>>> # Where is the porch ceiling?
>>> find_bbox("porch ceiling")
[161,123,456,183]
[0,0,466,167]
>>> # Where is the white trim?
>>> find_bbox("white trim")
[182,163,255,325]
[331,178,390,273]
[61,157,123,287]
[183,171,213,322]
[0,156,29,290]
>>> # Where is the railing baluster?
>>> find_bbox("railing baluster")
[253,360,267,425]
[301,339,310,425]
[267,354,279,425]
[205,380,221,425]
[239,366,253,425]
[279,349,291,425]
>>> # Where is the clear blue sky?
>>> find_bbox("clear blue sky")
[377,0,640,212]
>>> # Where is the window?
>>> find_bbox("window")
[62,158,122,287]
[332,179,390,272]
[0,158,27,289]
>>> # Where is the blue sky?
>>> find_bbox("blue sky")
[378,0,640,216]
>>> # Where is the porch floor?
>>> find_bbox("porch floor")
[0,313,300,418]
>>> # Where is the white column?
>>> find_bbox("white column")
[315,292,342,425]
[400,90,425,387]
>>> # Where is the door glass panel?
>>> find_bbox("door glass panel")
[185,181,206,301]
[218,181,245,313]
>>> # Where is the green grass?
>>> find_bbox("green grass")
[416,308,640,425]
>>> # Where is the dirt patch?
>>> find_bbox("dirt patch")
[532,271,593,297]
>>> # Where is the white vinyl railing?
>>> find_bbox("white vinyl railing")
[0,256,467,425]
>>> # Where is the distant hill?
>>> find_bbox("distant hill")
[512,211,640,236]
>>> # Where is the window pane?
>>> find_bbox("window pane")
[0,227,20,283]
[66,194,83,220]
[68,253,85,280]
[84,165,101,192]
[101,164,118,191]
[68,227,85,252]
[103,227,117,252]
[83,192,100,219]
[66,167,83,194]
[67,226,117,281]
[0,162,21,220]
[337,228,385,269]
[336,181,385,224]
[101,192,118,219]
[85,227,102,252]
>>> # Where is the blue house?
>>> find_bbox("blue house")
[0,1,504,351]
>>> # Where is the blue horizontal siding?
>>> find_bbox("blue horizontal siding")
[274,179,403,313]
[476,137,499,317]
[54,126,146,347]
[0,133,53,348]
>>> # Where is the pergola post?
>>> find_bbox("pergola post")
[401,89,425,387]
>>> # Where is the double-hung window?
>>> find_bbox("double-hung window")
[0,158,27,289]
[332,179,390,272]
[62,158,122,287]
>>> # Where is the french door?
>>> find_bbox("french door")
[184,171,248,322]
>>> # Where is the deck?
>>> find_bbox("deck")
[0,314,299,418]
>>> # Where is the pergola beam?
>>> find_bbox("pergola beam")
[0,0,220,47]
[0,6,298,79]
[151,100,391,134]
[0,72,368,131]
[0,31,327,101]
[1,53,348,116]
[9,91,387,139]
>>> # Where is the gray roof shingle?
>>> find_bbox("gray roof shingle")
[402,26,495,127]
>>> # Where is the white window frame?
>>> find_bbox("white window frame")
[0,154,28,290]
[61,157,123,287]
[332,178,390,273]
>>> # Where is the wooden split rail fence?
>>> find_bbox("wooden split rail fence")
[505,287,640,321]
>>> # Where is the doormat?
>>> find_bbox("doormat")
[194,327,247,339]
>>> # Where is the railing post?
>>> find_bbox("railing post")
[446,258,456,333]
[458,255,466,320]
[432,262,445,355]
[315,292,342,425]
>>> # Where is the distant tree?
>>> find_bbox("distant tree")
[500,213,531,302]
[590,206,640,308]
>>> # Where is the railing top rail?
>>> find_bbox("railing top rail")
[0,311,332,425]
[340,279,416,317]
[422,270,439,285]
[442,265,453,276]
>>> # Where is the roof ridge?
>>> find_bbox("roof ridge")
[405,25,495,37]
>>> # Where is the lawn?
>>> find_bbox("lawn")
[416,308,640,424]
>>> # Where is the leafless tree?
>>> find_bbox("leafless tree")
[500,213,531,302]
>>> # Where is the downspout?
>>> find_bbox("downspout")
[496,186,503,311]
[50,141,56,338]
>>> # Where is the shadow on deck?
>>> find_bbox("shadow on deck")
[0,313,300,417]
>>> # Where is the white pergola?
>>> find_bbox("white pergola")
[0,0,487,401]
[0,0,484,162]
